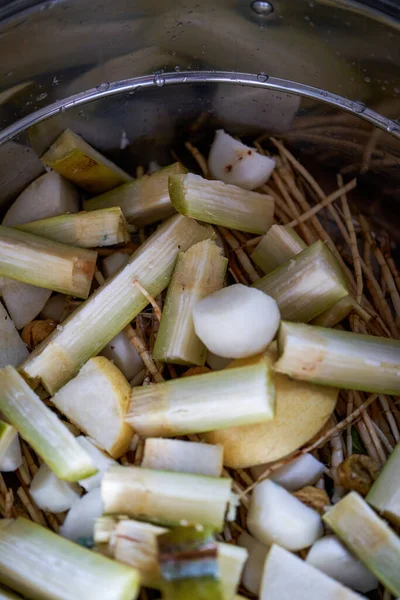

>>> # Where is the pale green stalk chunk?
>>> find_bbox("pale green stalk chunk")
[251,224,306,274]
[367,440,400,526]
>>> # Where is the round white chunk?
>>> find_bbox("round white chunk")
[209,130,276,190]
[60,487,103,544]
[30,463,81,513]
[193,284,280,359]
[251,453,325,492]
[247,479,323,551]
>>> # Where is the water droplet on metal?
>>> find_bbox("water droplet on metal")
[251,0,273,16]
[364,76,371,83]
[36,92,48,101]
[96,82,110,92]
[257,72,269,82]
[154,74,165,87]
[175,65,181,72]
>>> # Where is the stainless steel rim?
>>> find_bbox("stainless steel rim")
[0,70,399,146]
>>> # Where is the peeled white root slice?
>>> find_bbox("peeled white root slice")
[247,479,323,551]
[260,544,364,600]
[251,453,325,492]
[77,436,116,492]
[209,129,276,190]
[2,171,80,227]
[60,487,103,544]
[306,535,378,593]
[101,330,144,381]
[141,438,223,477]
[193,284,280,359]
[238,531,269,595]
[0,434,22,472]
[206,351,232,371]
[52,357,133,459]
[29,463,81,513]
[102,252,130,279]
[40,294,68,322]
[129,369,147,387]
[2,280,52,330]
[0,302,28,368]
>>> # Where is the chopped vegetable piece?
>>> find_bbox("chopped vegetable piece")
[206,352,232,370]
[192,284,280,359]
[52,357,133,459]
[126,356,275,437]
[21,214,214,394]
[141,439,223,477]
[275,321,400,395]
[208,129,275,190]
[0,422,22,472]
[238,531,269,596]
[247,479,323,551]
[29,463,81,513]
[0,366,96,482]
[251,453,325,491]
[153,240,227,365]
[84,163,186,225]
[102,330,144,381]
[0,226,97,299]
[253,240,348,322]
[41,129,132,193]
[0,517,140,600]
[2,280,51,330]
[251,224,306,274]
[0,303,28,367]
[169,173,274,234]
[102,465,233,530]
[323,492,400,596]
[40,294,68,322]
[367,440,400,525]
[16,207,129,248]
[77,436,116,492]
[102,252,130,279]
[60,487,103,545]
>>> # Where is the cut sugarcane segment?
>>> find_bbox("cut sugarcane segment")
[0,226,97,299]
[77,436,116,491]
[41,129,133,193]
[259,544,364,600]
[306,535,378,593]
[0,366,96,482]
[247,479,323,551]
[60,487,103,545]
[192,284,280,359]
[0,426,22,472]
[141,439,223,477]
[311,294,356,327]
[203,349,337,468]
[251,224,306,274]
[238,531,269,596]
[153,240,227,365]
[21,214,214,394]
[102,252,130,279]
[0,517,140,600]
[29,463,81,513]
[52,357,133,459]
[206,352,232,371]
[0,422,18,462]
[16,208,129,248]
[208,129,275,190]
[217,543,248,600]
[126,355,275,437]
[2,280,51,330]
[169,173,274,234]
[0,302,28,368]
[94,516,118,546]
[102,465,233,530]
[324,492,400,596]
[2,171,79,227]
[101,330,144,381]
[367,440,400,526]
[253,240,348,322]
[40,294,68,322]
[251,454,325,492]
[84,162,186,225]
[275,321,400,395]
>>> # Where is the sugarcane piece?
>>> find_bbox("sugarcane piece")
[153,240,227,365]
[2,280,51,330]
[0,303,28,367]
[126,355,275,437]
[20,215,214,394]
[310,295,371,328]
[41,129,133,193]
[251,224,306,274]
[238,531,269,596]
[84,162,186,225]
[0,517,140,600]
[94,516,118,546]
[323,492,400,596]
[0,226,97,299]
[40,294,69,322]
[367,440,400,526]
[102,330,144,381]
[2,171,79,227]
[60,487,103,545]
[259,544,364,600]
[250,453,325,492]
[0,366,96,482]
[169,173,274,234]
[29,463,81,513]
[102,465,233,531]
[208,129,275,190]
[52,357,133,458]
[253,240,348,322]
[0,421,22,474]
[141,438,223,477]
[77,436,116,492]
[157,526,223,600]
[192,284,280,359]
[15,208,129,248]
[275,321,400,395]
